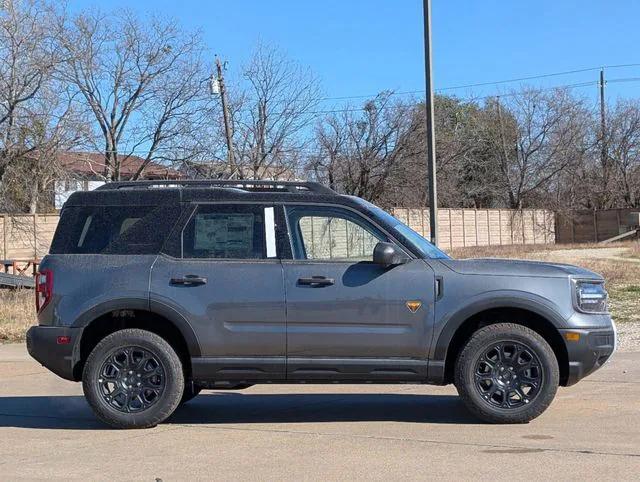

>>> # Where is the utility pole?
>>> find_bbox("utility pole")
[213,56,236,175]
[599,68,608,207]
[422,0,438,245]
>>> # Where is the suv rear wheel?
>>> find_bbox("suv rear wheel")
[454,323,559,424]
[82,329,184,429]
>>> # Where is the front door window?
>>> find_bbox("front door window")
[286,206,388,262]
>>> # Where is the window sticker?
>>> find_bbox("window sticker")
[264,207,276,258]
[194,213,255,258]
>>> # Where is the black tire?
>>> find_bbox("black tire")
[180,383,202,404]
[454,323,559,424]
[82,329,184,429]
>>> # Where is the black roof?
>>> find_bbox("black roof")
[64,180,363,209]
[96,180,336,195]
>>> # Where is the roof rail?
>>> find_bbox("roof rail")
[95,179,336,195]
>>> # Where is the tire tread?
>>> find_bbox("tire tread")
[82,328,184,429]
[454,323,559,424]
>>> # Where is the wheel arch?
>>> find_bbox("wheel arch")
[72,299,201,381]
[431,298,569,386]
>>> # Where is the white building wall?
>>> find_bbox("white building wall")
[54,180,105,209]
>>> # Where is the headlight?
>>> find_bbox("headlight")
[574,280,608,313]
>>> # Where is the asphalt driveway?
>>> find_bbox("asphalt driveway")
[0,344,638,480]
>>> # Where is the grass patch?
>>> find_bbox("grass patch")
[0,289,36,343]
[608,285,640,324]
[626,241,640,259]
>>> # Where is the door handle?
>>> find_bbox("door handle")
[297,276,335,287]
[170,275,208,286]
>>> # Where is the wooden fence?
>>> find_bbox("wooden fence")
[0,214,59,260]
[0,208,556,259]
[391,208,555,250]
[555,208,640,244]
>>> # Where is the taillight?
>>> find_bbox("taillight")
[35,269,53,312]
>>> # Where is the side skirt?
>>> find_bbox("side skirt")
[191,357,434,383]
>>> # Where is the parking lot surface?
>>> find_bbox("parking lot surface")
[0,344,638,481]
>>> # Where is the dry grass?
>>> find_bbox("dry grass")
[448,240,638,260]
[0,289,36,343]
[627,240,640,259]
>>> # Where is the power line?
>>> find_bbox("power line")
[607,76,640,84]
[308,79,607,115]
[15,76,638,124]
[318,62,640,102]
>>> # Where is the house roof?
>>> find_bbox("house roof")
[58,151,181,180]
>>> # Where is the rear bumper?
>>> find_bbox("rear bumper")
[26,326,83,381]
[561,323,616,386]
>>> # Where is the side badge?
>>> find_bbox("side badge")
[406,300,422,313]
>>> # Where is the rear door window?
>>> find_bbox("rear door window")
[182,204,276,259]
[50,204,181,254]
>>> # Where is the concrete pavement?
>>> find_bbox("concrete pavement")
[0,343,638,480]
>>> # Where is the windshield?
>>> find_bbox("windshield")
[351,198,450,259]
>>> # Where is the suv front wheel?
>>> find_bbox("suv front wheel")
[454,323,559,424]
[82,329,184,429]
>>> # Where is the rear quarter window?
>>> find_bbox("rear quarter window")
[50,204,181,255]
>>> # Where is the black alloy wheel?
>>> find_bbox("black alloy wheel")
[473,341,543,409]
[454,323,559,424]
[83,329,184,429]
[97,346,166,413]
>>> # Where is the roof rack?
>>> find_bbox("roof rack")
[95,179,336,195]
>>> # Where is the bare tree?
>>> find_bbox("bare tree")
[0,0,89,213]
[310,92,421,206]
[606,99,640,207]
[397,95,497,208]
[228,44,321,179]
[487,88,591,209]
[3,82,89,212]
[0,0,62,184]
[58,9,213,181]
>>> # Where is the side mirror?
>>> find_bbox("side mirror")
[373,242,410,268]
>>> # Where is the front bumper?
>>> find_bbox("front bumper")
[560,322,616,386]
[26,326,83,381]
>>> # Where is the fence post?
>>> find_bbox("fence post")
[448,209,453,248]
[2,215,7,259]
[461,210,466,247]
[474,209,479,246]
[486,209,491,245]
[509,211,514,244]
[33,214,38,259]
[593,210,599,243]
[532,210,536,244]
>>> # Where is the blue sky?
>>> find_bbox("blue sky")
[69,0,640,108]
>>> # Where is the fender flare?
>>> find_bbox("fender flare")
[430,290,568,363]
[72,297,201,357]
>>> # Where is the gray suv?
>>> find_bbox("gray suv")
[27,180,616,428]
